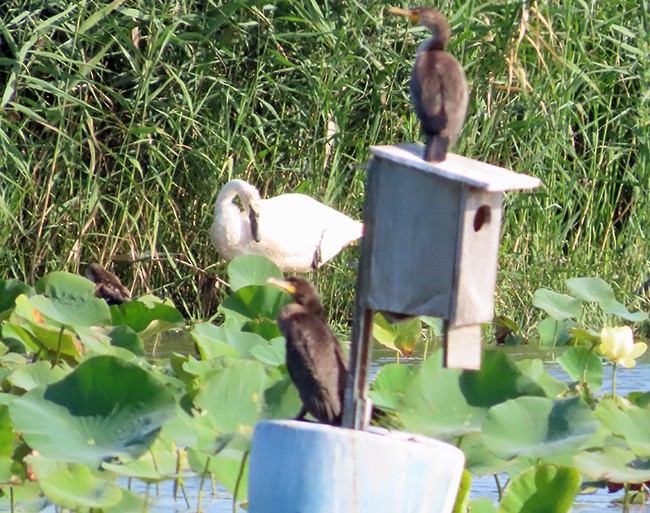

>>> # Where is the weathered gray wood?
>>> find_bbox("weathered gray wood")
[444,323,482,370]
[342,143,542,427]
[364,155,460,318]
[370,144,542,192]
[451,188,503,325]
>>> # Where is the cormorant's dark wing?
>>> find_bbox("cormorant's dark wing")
[279,308,348,425]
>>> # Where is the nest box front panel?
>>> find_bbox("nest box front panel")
[450,188,503,325]
[363,157,463,317]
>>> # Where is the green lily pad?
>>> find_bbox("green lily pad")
[499,464,581,513]
[566,277,615,305]
[110,296,184,333]
[9,355,177,465]
[192,323,240,360]
[557,346,603,390]
[227,255,284,291]
[248,336,285,367]
[0,279,32,314]
[595,399,650,457]
[399,351,485,440]
[8,360,69,391]
[10,298,84,358]
[195,359,266,434]
[263,376,303,420]
[458,430,513,476]
[193,323,269,360]
[516,359,568,398]
[468,498,498,513]
[459,350,546,407]
[575,446,650,484]
[602,300,649,322]
[25,455,122,510]
[107,325,145,355]
[533,289,582,321]
[31,272,111,327]
[372,312,422,355]
[482,397,598,460]
[219,285,291,327]
[369,363,419,410]
[537,318,576,348]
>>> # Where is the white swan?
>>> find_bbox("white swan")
[210,179,363,272]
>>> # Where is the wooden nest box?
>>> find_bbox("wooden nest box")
[356,144,542,370]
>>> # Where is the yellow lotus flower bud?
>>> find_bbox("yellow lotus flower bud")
[599,326,647,368]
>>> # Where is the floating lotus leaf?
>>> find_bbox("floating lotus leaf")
[8,360,69,391]
[192,323,240,360]
[242,317,284,341]
[219,285,291,327]
[9,355,177,465]
[602,300,648,322]
[372,312,422,355]
[595,399,650,457]
[458,431,513,476]
[574,446,650,484]
[193,323,269,360]
[110,296,184,334]
[0,279,32,315]
[31,272,111,327]
[263,375,303,420]
[194,359,265,434]
[107,325,145,355]
[482,397,598,460]
[25,455,122,510]
[537,318,576,348]
[0,407,13,462]
[10,297,83,358]
[557,346,603,390]
[459,350,546,407]
[369,363,419,410]
[566,277,615,305]
[516,359,568,398]
[399,351,485,440]
[248,336,285,366]
[467,498,498,513]
[533,289,582,321]
[499,464,581,513]
[227,255,284,291]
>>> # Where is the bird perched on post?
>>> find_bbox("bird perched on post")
[85,263,131,305]
[389,6,468,162]
[267,276,347,426]
[210,179,363,273]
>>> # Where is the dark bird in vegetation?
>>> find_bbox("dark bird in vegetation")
[389,6,468,162]
[85,263,131,305]
[267,276,347,426]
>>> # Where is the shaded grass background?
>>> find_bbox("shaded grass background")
[1,0,648,335]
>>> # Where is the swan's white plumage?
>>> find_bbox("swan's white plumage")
[210,179,363,272]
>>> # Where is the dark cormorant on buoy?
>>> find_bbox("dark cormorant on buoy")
[267,276,347,426]
[389,6,468,162]
[85,263,131,305]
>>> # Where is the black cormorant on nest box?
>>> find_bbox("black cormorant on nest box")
[389,7,468,162]
[268,276,347,426]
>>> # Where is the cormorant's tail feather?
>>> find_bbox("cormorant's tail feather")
[424,136,449,163]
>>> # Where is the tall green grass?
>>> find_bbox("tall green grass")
[1,0,648,332]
